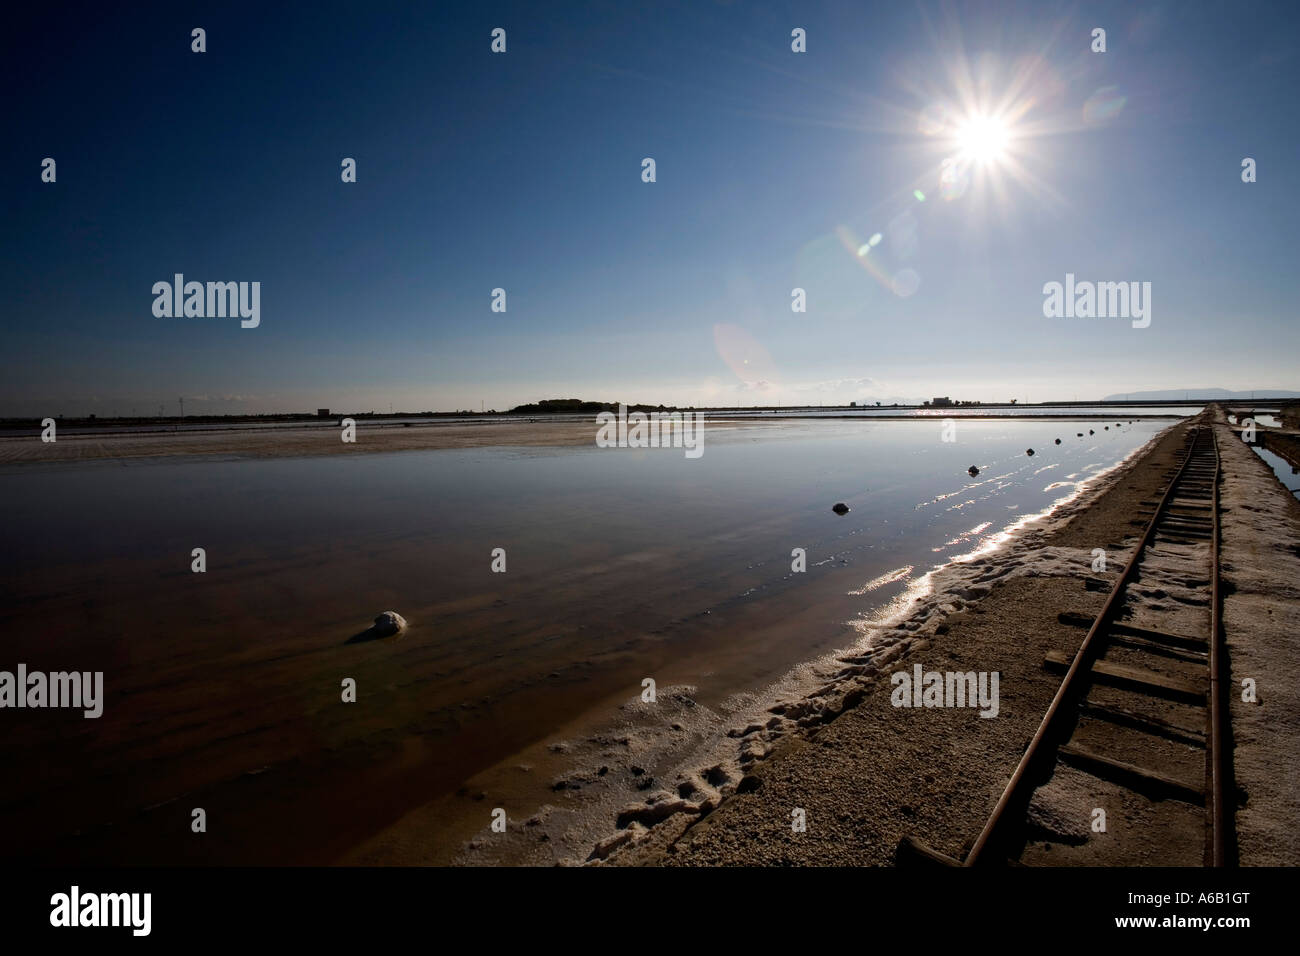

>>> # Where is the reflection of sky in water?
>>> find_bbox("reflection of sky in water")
[1253,446,1300,495]
[722,405,1202,417]
[3,420,1166,589]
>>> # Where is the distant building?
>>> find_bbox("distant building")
[317,408,331,417]
[850,401,857,407]
[931,396,954,407]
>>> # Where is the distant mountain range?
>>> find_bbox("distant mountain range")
[1101,389,1300,401]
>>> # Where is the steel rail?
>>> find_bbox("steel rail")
[961,427,1207,865]
[1206,427,1230,866]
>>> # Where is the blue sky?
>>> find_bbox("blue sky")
[3,0,1297,415]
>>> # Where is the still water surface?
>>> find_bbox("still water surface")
[0,417,1167,863]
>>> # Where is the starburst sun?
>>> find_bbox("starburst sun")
[955,114,1011,164]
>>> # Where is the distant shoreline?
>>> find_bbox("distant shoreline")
[0,398,1257,433]
[0,410,1195,466]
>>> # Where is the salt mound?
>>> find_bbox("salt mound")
[372,611,407,637]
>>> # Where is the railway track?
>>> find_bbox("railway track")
[900,424,1234,866]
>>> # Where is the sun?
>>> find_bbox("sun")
[955,114,1010,163]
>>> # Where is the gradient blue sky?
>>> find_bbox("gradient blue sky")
[4,0,1297,416]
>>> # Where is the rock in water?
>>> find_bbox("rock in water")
[1026,448,1035,456]
[832,502,850,515]
[967,465,980,477]
[372,611,407,637]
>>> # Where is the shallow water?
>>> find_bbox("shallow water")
[19,402,1202,438]
[1253,445,1300,495]
[721,404,1202,418]
[0,417,1167,863]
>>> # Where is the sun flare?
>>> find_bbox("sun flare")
[955,114,1010,163]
